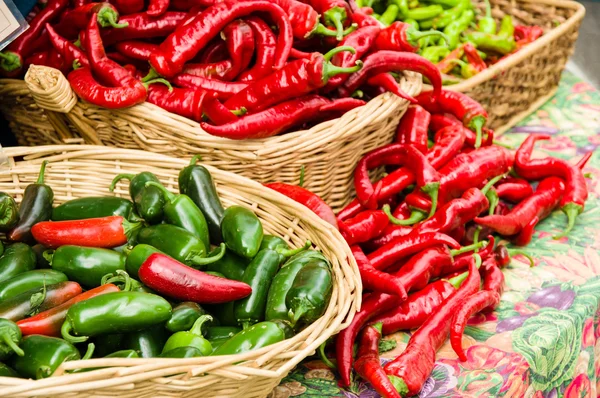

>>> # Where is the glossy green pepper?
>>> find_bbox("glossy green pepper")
[464,31,515,54]
[420,45,451,63]
[221,206,263,259]
[205,326,241,340]
[205,271,225,278]
[166,302,214,333]
[423,0,470,29]
[137,224,225,268]
[286,258,333,327]
[161,315,212,355]
[497,14,514,38]
[259,235,290,251]
[10,335,93,379]
[160,346,203,358]
[0,241,3,257]
[146,182,210,250]
[0,269,67,301]
[0,193,18,232]
[101,270,154,293]
[179,157,225,245]
[406,5,444,21]
[477,0,497,34]
[0,319,24,360]
[105,349,139,358]
[46,245,126,288]
[212,322,286,356]
[92,334,123,357]
[61,292,172,344]
[51,197,134,221]
[125,244,165,278]
[444,9,475,49]
[122,325,168,358]
[208,338,230,353]
[378,4,398,26]
[0,362,19,377]
[0,243,36,283]
[110,172,165,224]
[205,250,249,281]
[271,319,295,339]
[207,301,237,327]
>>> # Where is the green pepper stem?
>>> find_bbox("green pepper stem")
[322,61,363,82]
[324,8,346,40]
[469,116,486,149]
[492,140,514,149]
[472,226,481,250]
[382,205,426,226]
[72,59,82,70]
[323,45,356,62]
[145,181,176,202]
[109,173,135,192]
[388,375,410,396]
[61,321,89,344]
[481,174,505,195]
[101,270,133,292]
[483,0,492,18]
[98,7,128,29]
[278,240,312,258]
[82,343,95,360]
[288,305,307,327]
[1,332,24,357]
[422,182,440,218]
[447,253,482,288]
[143,78,173,91]
[122,219,143,242]
[141,68,160,83]
[450,240,487,256]
[37,366,52,380]
[318,341,337,370]
[189,243,226,267]
[73,37,81,48]
[313,22,357,39]
[407,28,450,47]
[371,321,383,335]
[231,107,246,117]
[42,250,55,265]
[507,249,535,267]
[189,155,202,165]
[0,51,21,72]
[241,321,252,330]
[299,165,305,188]
[189,315,213,336]
[553,202,582,239]
[486,188,499,216]
[36,161,49,185]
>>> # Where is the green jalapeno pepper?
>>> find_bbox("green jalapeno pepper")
[45,245,126,289]
[122,325,168,358]
[110,172,165,224]
[0,269,67,301]
[212,322,286,356]
[259,235,290,251]
[444,9,475,49]
[92,334,123,358]
[101,270,154,293]
[179,156,225,245]
[464,31,515,54]
[207,301,237,327]
[286,258,333,327]
[10,335,93,379]
[52,197,135,221]
[265,251,327,322]
[0,362,19,377]
[105,349,139,358]
[166,302,214,333]
[0,193,18,232]
[145,182,210,250]
[161,315,212,355]
[160,346,203,358]
[221,205,264,259]
[125,244,165,278]
[497,14,514,38]
[205,250,249,281]
[8,161,54,243]
[208,338,230,352]
[61,291,172,344]
[0,243,36,283]
[205,326,241,340]
[0,319,24,360]
[272,319,295,339]
[137,224,225,268]
[0,241,3,257]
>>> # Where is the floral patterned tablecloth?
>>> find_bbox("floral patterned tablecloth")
[274,71,600,398]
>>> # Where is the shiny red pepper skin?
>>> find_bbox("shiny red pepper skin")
[351,245,407,299]
[271,0,322,39]
[340,210,389,245]
[238,17,277,82]
[395,105,430,153]
[54,2,121,39]
[374,21,429,53]
[174,74,248,99]
[198,40,228,63]
[202,97,239,125]
[319,97,366,114]
[354,323,401,398]
[17,284,120,337]
[463,43,487,73]
[101,12,189,46]
[147,84,211,122]
[339,51,442,99]
[68,67,147,108]
[24,49,68,75]
[495,177,534,203]
[148,0,170,16]
[366,73,418,103]
[46,24,90,69]
[429,113,461,132]
[150,2,292,78]
[264,183,338,228]
[114,41,159,61]
[108,0,144,15]
[139,253,252,303]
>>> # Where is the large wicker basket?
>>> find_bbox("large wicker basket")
[0,145,361,398]
[0,65,422,211]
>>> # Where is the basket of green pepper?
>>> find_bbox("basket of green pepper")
[0,145,360,398]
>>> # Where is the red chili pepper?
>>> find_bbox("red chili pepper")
[289,48,318,60]
[366,73,418,103]
[272,0,345,40]
[354,323,401,398]
[463,42,487,73]
[384,257,481,396]
[174,74,248,99]
[495,177,534,203]
[198,40,228,63]
[108,0,144,15]
[169,0,208,10]
[351,245,407,299]
[577,151,594,170]
[375,22,447,53]
[430,114,485,149]
[147,84,212,122]
[114,41,159,61]
[429,113,461,132]
[394,105,430,153]
[46,24,90,70]
[139,253,252,303]
[319,97,366,114]
[101,12,188,46]
[339,51,442,99]
[150,2,292,78]
[24,49,69,75]
[148,0,170,16]
[17,284,120,337]
[350,6,380,27]
[201,97,239,125]
[236,17,277,82]
[308,0,353,40]
[418,89,488,148]
[0,0,69,76]
[54,2,127,39]
[340,210,389,245]
[514,135,589,238]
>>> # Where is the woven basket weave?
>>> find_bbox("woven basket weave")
[0,145,361,398]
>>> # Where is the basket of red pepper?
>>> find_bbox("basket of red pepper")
[0,145,360,398]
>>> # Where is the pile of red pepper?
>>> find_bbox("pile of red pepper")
[272,88,593,397]
[0,0,455,139]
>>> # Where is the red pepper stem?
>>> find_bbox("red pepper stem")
[97,7,128,29]
[450,240,487,256]
[469,116,486,148]
[318,341,337,370]
[61,320,88,343]
[109,173,135,192]
[1,332,24,357]
[506,249,535,267]
[36,161,49,184]
[146,181,176,203]
[190,315,212,335]
[447,254,482,288]
[422,182,439,218]
[101,270,133,291]
[0,51,21,72]
[388,375,409,397]
[82,343,95,360]
[553,202,582,239]
[382,205,425,226]
[481,174,505,195]
[276,240,312,258]
[189,243,226,267]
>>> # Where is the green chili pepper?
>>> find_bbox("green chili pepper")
[101,270,154,293]
[427,0,460,7]
[110,172,165,224]
[406,4,444,21]
[497,14,514,38]
[208,338,230,353]
[92,334,123,357]
[137,224,225,268]
[404,18,419,30]
[122,325,168,358]
[0,270,67,301]
[51,197,135,221]
[449,59,479,78]
[0,319,24,360]
[444,9,475,49]
[260,235,290,251]
[160,346,203,358]
[265,251,327,322]
[125,244,165,279]
[0,193,18,232]
[45,245,126,289]
[105,349,139,358]
[464,31,515,54]
[378,4,399,26]
[145,182,210,250]
[61,291,172,344]
[0,362,19,377]
[205,271,225,277]
[212,322,286,356]
[10,335,93,379]
[390,0,409,17]
[0,282,79,322]
[205,326,241,340]
[426,0,470,29]
[477,0,497,34]
[0,241,3,257]
[205,250,249,281]
[179,156,225,245]
[207,301,237,326]
[271,319,295,339]
[420,45,451,62]
[161,315,212,355]
[0,243,36,283]
[286,258,333,327]
[166,302,213,333]
[221,205,264,259]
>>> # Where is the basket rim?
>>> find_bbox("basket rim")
[0,145,362,397]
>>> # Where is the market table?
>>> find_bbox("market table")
[273,71,600,398]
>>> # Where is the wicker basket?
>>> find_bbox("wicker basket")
[0,145,361,398]
[0,65,422,211]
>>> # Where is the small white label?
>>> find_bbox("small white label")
[0,0,28,51]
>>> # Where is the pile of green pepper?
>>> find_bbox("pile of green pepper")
[0,157,334,379]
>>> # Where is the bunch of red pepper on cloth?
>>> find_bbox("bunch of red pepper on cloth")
[271,88,593,397]
[0,0,455,140]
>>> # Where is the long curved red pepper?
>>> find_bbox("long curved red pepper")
[264,182,338,228]
[429,113,461,132]
[198,40,228,63]
[139,253,252,303]
[514,135,589,238]
[237,17,277,82]
[384,257,481,396]
[319,97,367,114]
[114,41,159,61]
[17,284,120,337]
[68,67,147,108]
[495,177,534,203]
[366,73,418,103]
[54,2,126,39]
[150,1,292,78]
[46,25,90,70]
[174,74,248,99]
[351,245,407,300]
[354,323,401,398]
[339,51,442,99]
[147,84,212,122]
[148,0,170,16]
[375,21,447,53]
[101,12,188,46]
[394,105,430,153]
[202,97,241,125]
[340,210,389,245]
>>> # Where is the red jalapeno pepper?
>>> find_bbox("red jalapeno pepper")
[148,0,170,16]
[273,0,348,40]
[394,105,430,153]
[202,97,243,125]
[174,74,248,100]
[108,0,144,15]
